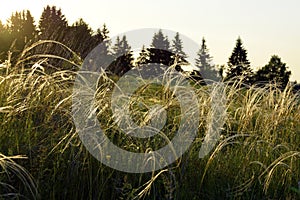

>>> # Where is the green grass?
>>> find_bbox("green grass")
[0,41,299,199]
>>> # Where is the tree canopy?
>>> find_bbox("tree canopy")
[0,6,294,87]
[195,38,220,82]
[254,55,291,88]
[225,37,253,84]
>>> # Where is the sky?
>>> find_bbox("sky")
[0,0,299,80]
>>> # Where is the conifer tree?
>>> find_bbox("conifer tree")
[23,10,36,43]
[151,29,170,51]
[225,37,253,84]
[148,29,173,66]
[195,37,219,81]
[94,24,111,56]
[136,45,150,66]
[108,35,133,76]
[172,32,187,59]
[38,6,68,41]
[6,10,36,61]
[66,18,94,58]
[0,20,11,61]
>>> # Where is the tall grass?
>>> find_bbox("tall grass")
[0,41,299,199]
[0,154,38,199]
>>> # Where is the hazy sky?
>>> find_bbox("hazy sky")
[0,0,299,80]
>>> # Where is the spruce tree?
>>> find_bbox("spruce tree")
[108,35,133,76]
[38,6,68,41]
[88,24,112,73]
[151,29,170,50]
[120,36,131,53]
[171,32,189,72]
[195,37,219,81]
[36,6,71,71]
[136,45,150,66]
[0,21,11,61]
[225,37,253,84]
[112,36,121,55]
[6,10,36,61]
[148,29,173,66]
[23,10,36,43]
[100,24,109,40]
[112,35,131,56]
[171,32,187,59]
[94,24,111,56]
[66,18,94,58]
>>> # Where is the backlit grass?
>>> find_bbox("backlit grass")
[0,41,299,199]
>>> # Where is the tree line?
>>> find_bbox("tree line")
[0,5,296,89]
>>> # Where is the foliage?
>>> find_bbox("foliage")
[0,5,298,200]
[171,32,187,59]
[0,10,36,62]
[136,30,188,73]
[38,6,68,41]
[254,55,291,89]
[108,35,134,76]
[195,38,220,82]
[225,37,253,84]
[151,29,170,51]
[0,46,299,198]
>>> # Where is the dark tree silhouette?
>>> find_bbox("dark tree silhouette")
[65,18,100,58]
[136,45,150,66]
[4,10,36,63]
[7,11,36,47]
[136,30,189,74]
[38,6,68,41]
[83,24,113,73]
[94,24,111,55]
[36,6,75,71]
[0,20,11,61]
[23,10,36,43]
[195,37,219,82]
[171,32,189,71]
[151,29,170,50]
[254,55,291,88]
[147,29,173,66]
[225,37,253,84]
[112,36,131,55]
[28,6,68,72]
[108,35,134,76]
[100,24,109,40]
[171,32,187,59]
[1,5,294,90]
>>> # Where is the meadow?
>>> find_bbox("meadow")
[0,41,299,199]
